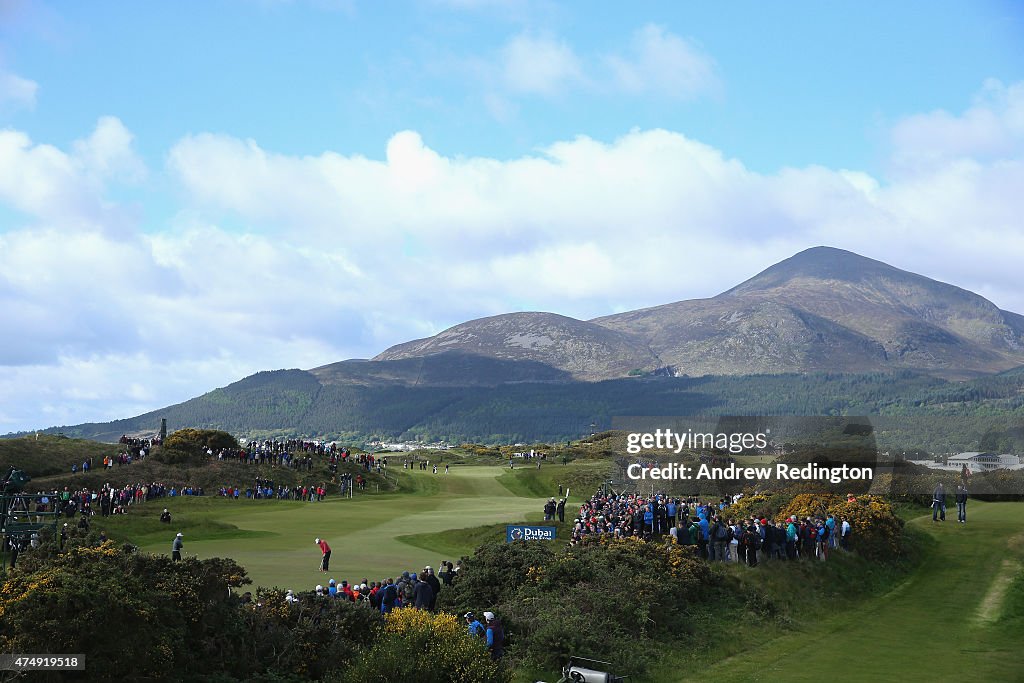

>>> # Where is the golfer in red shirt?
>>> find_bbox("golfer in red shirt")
[315,537,331,571]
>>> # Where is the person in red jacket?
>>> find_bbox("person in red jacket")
[315,537,331,571]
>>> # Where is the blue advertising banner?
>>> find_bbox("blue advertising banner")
[506,525,557,542]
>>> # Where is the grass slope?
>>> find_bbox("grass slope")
[0,435,121,478]
[676,501,1024,683]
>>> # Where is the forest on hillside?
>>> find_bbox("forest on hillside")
[24,368,1024,451]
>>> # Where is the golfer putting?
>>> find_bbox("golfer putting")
[315,537,331,571]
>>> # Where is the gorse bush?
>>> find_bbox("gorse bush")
[438,536,715,677]
[776,493,904,560]
[163,428,239,452]
[3,537,492,681]
[239,588,383,680]
[338,607,509,683]
[0,537,250,680]
[155,428,240,465]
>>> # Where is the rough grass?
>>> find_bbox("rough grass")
[0,435,120,478]
[666,501,1024,682]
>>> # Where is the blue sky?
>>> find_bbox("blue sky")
[0,0,1023,432]
[6,1,1021,174]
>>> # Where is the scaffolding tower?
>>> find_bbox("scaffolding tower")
[1,468,59,575]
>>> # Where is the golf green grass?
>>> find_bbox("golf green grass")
[132,464,565,589]
[678,500,1024,682]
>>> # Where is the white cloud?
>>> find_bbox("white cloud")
[462,25,717,116]
[73,116,147,183]
[501,32,583,95]
[605,24,719,98]
[0,67,38,110]
[163,93,1024,323]
[2,83,1024,433]
[0,116,144,230]
[890,79,1024,168]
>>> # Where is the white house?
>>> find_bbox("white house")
[941,451,1023,472]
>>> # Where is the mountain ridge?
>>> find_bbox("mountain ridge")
[13,246,1024,441]
[365,246,1024,381]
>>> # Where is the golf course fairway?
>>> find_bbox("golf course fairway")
[678,500,1024,682]
[138,465,550,589]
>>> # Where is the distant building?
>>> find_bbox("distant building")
[926,451,1023,472]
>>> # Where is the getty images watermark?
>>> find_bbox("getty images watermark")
[624,426,873,484]
[610,415,1024,496]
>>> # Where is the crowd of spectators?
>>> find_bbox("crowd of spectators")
[30,482,206,519]
[218,481,330,501]
[292,558,466,612]
[275,557,504,659]
[569,488,852,566]
[70,439,154,475]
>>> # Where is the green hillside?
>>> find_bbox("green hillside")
[20,368,1024,449]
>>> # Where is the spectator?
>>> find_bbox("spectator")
[172,532,183,561]
[465,612,485,638]
[932,482,946,522]
[413,573,434,610]
[484,611,505,660]
[955,484,968,524]
[424,566,441,610]
[379,578,398,614]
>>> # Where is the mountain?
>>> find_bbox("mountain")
[360,246,1024,381]
[593,247,1024,378]
[368,312,660,381]
[16,246,1024,443]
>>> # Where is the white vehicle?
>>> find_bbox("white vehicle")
[536,657,625,683]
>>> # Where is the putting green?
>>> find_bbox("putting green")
[139,465,551,589]
[680,500,1024,682]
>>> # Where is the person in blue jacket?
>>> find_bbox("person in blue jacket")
[379,578,398,614]
[465,612,485,637]
[698,514,710,560]
[484,611,505,660]
[786,516,798,559]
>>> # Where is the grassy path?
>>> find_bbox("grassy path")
[137,465,548,589]
[682,501,1024,682]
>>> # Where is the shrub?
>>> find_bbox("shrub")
[726,493,776,521]
[338,607,509,683]
[437,536,715,677]
[163,428,239,452]
[779,494,904,561]
[0,538,250,680]
[242,589,383,679]
[0,536,385,681]
[155,428,240,465]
